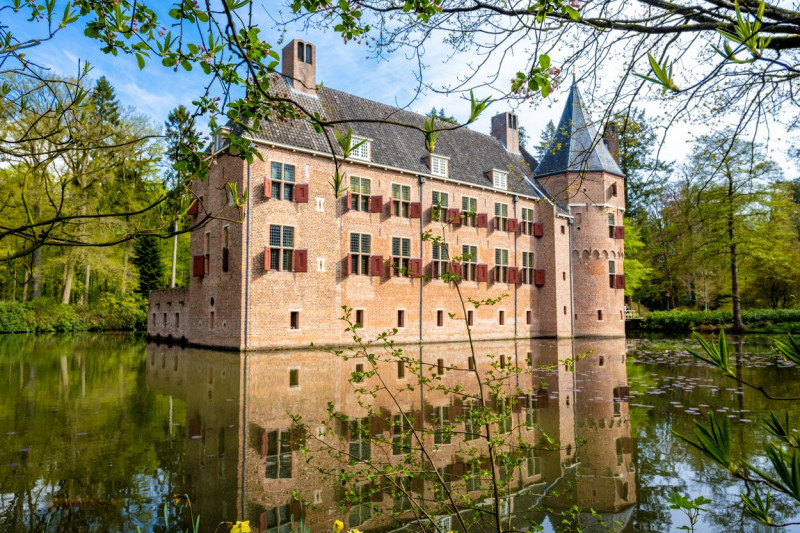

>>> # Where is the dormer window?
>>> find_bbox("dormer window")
[430,156,448,177]
[493,170,507,190]
[350,136,370,161]
[297,42,312,65]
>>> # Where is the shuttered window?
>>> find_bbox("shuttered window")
[350,176,371,211]
[270,162,295,201]
[494,203,508,231]
[462,196,477,227]
[350,233,371,275]
[269,225,294,271]
[494,248,509,283]
[461,245,477,281]
[391,237,411,276]
[432,242,449,278]
[392,184,411,218]
[522,251,534,284]
[521,207,534,235]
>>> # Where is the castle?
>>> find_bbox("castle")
[147,39,626,351]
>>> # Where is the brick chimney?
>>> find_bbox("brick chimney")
[491,112,520,153]
[603,122,620,165]
[281,39,316,95]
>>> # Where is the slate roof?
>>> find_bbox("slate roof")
[251,77,546,199]
[534,82,624,178]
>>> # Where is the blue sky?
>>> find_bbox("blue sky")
[8,2,797,179]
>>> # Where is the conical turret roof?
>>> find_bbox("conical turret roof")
[534,83,623,178]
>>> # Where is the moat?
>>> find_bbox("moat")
[1,333,799,532]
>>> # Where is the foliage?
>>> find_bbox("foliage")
[133,236,166,295]
[667,493,712,533]
[639,309,800,331]
[0,295,147,333]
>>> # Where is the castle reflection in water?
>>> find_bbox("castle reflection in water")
[146,338,635,532]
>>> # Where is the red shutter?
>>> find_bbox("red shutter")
[507,218,519,233]
[261,432,268,458]
[222,247,229,273]
[264,178,272,199]
[389,197,394,216]
[295,183,309,203]
[345,191,352,211]
[409,258,422,277]
[264,248,271,271]
[192,255,205,277]
[452,462,465,478]
[347,254,353,275]
[534,268,546,286]
[449,262,462,278]
[370,255,383,276]
[533,222,544,237]
[409,202,422,219]
[476,213,488,228]
[186,199,199,215]
[615,274,626,289]
[293,249,308,272]
[370,415,385,436]
[204,254,210,275]
[508,266,520,285]
[260,513,267,531]
[476,264,488,282]
[370,195,383,214]
[615,225,625,239]
[616,386,631,402]
[447,208,461,225]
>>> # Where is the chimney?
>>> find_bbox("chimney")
[603,122,620,165]
[491,112,519,153]
[281,39,316,95]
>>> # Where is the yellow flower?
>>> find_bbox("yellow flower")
[230,521,251,533]
[333,520,344,532]
[347,529,362,533]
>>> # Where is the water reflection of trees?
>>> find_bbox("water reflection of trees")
[0,334,185,533]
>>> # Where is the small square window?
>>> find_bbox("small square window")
[355,309,364,327]
[467,310,474,326]
[563,306,567,315]
[437,310,444,327]
[561,225,566,234]
[209,311,215,330]
[397,310,405,328]
[493,170,507,190]
[290,369,299,388]
[290,311,300,329]
[350,137,371,161]
[398,360,405,379]
[499,310,505,326]
[597,310,604,321]
[431,156,448,177]
[437,358,445,375]
[468,356,476,370]
[526,310,531,325]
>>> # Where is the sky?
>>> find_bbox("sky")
[8,1,798,180]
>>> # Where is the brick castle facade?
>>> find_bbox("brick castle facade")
[148,39,626,351]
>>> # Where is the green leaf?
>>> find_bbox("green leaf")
[538,54,551,70]
[135,53,145,70]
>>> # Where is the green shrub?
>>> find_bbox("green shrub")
[640,309,800,331]
[0,295,147,333]
[92,294,148,331]
[0,301,33,333]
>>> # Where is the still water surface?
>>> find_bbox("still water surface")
[1,333,799,532]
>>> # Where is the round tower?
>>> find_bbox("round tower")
[534,83,626,337]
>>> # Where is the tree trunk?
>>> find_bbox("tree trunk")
[62,256,75,305]
[121,241,131,294]
[727,168,744,331]
[171,218,178,288]
[82,262,91,305]
[31,247,42,300]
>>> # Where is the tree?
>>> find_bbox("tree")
[533,120,556,161]
[132,236,164,295]
[684,132,782,329]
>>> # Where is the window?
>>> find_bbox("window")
[164,313,167,327]
[270,162,295,201]
[608,213,616,238]
[289,368,299,387]
[347,484,372,528]
[261,504,293,533]
[561,225,566,234]
[350,233,371,275]
[397,360,405,379]
[462,245,477,281]
[392,414,411,455]
[290,311,300,330]
[392,183,411,217]
[397,309,405,328]
[432,190,448,208]
[297,41,312,64]
[494,248,509,283]
[526,309,531,325]
[437,310,444,327]
[209,311,215,330]
[355,309,364,327]
[521,207,534,235]
[391,237,411,276]
[204,232,210,274]
[494,203,508,231]
[467,310,474,326]
[269,225,294,271]
[350,136,370,161]
[493,170,508,190]
[468,356,476,370]
[433,405,451,445]
[431,156,448,176]
[609,260,616,288]
[432,242,449,278]
[499,310,505,325]
[176,312,180,329]
[611,182,618,197]
[598,309,604,321]
[264,430,292,479]
[521,251,534,284]
[461,196,477,226]
[349,418,371,461]
[432,191,448,221]
[464,401,478,443]
[350,176,371,211]
[575,212,582,226]
[437,358,445,375]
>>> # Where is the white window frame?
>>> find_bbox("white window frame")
[431,155,449,177]
[391,236,411,276]
[494,202,508,231]
[350,232,372,275]
[269,224,295,272]
[350,136,371,161]
[350,176,371,211]
[493,170,508,190]
[431,241,449,279]
[494,248,509,283]
[392,183,411,218]
[462,196,477,227]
